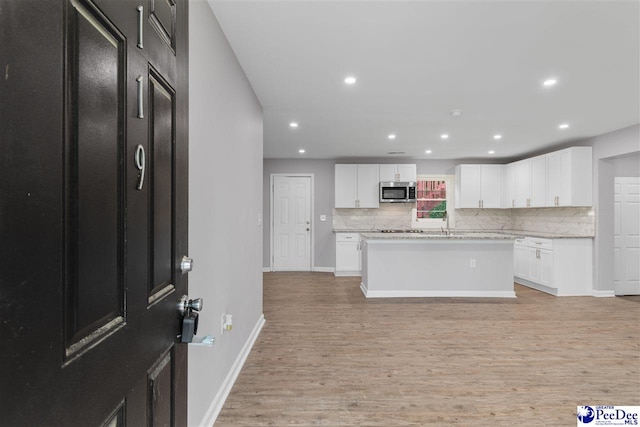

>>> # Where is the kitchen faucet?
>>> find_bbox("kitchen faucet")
[441,211,450,236]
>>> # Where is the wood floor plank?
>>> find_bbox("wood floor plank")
[216,272,640,426]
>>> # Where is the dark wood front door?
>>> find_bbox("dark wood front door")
[0,0,189,425]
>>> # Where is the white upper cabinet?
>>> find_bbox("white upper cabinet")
[455,164,503,208]
[529,155,547,207]
[513,159,531,208]
[510,147,592,208]
[357,164,380,208]
[502,163,515,208]
[335,164,380,208]
[379,164,417,182]
[545,147,593,207]
[335,164,358,208]
[512,156,545,208]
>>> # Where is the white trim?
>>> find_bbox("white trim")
[269,173,315,272]
[516,277,594,297]
[361,282,515,298]
[334,271,361,277]
[197,314,266,427]
[592,290,616,297]
[360,282,368,296]
[363,289,516,298]
[412,174,456,229]
[312,266,335,273]
[262,267,272,273]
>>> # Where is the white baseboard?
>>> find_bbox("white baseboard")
[361,281,515,298]
[362,289,517,298]
[592,290,616,297]
[334,271,361,277]
[516,278,593,297]
[312,266,335,273]
[198,314,265,427]
[360,282,368,297]
[264,267,336,273]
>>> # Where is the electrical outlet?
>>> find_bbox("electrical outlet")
[470,259,476,268]
[221,313,233,334]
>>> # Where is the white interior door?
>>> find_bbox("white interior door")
[614,177,640,295]
[273,176,312,271]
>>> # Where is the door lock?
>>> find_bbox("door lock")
[180,256,193,274]
[178,295,203,343]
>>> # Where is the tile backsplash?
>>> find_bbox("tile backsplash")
[456,207,595,236]
[334,205,595,236]
[333,204,413,230]
[510,207,595,236]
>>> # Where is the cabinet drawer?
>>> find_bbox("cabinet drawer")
[527,237,553,250]
[336,233,360,242]
[514,238,527,247]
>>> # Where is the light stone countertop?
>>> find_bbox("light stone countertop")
[333,228,594,239]
[359,232,517,241]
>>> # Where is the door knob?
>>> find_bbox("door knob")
[180,256,193,274]
[178,295,203,343]
[178,295,203,315]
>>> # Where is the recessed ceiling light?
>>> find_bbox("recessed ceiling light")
[558,123,570,129]
[344,76,357,85]
[493,134,502,140]
[450,109,463,117]
[388,134,396,140]
[488,150,496,154]
[425,150,432,154]
[440,134,449,140]
[543,78,557,87]
[298,149,305,154]
[290,122,298,128]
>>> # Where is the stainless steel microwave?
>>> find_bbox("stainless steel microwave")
[379,181,417,203]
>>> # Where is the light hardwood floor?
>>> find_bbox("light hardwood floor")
[216,272,640,426]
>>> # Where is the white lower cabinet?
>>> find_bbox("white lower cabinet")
[335,233,361,276]
[514,236,592,296]
[513,238,529,277]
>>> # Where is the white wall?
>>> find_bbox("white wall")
[590,124,640,294]
[189,2,264,425]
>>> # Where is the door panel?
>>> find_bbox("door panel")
[65,0,127,357]
[150,68,176,302]
[0,0,189,425]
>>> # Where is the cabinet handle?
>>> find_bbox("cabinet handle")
[136,5,144,49]
[512,200,515,208]
[536,249,540,259]
[136,75,144,119]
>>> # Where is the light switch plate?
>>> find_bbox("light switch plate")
[320,215,327,221]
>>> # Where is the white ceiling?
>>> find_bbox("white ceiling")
[209,0,639,160]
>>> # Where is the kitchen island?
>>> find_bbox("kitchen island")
[360,232,517,298]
